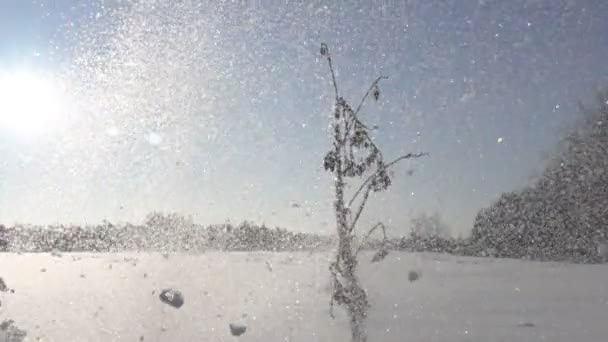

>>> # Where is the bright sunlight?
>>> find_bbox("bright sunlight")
[0,69,71,139]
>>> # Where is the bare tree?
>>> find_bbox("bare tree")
[319,43,426,342]
[410,212,451,239]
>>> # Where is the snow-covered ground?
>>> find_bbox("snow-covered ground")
[1,251,608,341]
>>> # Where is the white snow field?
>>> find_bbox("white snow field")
[1,251,608,341]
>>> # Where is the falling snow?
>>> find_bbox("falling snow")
[0,1,607,341]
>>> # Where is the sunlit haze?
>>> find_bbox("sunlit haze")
[0,69,71,138]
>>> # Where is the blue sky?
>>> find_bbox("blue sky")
[0,1,607,236]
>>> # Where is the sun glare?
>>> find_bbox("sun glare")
[0,69,71,138]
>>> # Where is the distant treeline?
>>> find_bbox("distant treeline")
[0,216,606,263]
[1,206,606,263]
[0,212,335,253]
[0,213,471,256]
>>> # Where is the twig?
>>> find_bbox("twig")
[348,152,428,207]
[349,185,372,233]
[345,76,388,136]
[354,76,388,118]
[355,222,387,256]
[328,257,342,319]
[343,76,388,138]
[321,43,340,101]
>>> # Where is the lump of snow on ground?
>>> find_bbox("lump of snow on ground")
[229,322,247,336]
[408,270,420,282]
[159,288,184,309]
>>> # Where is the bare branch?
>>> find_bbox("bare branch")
[321,43,340,101]
[349,184,372,233]
[355,222,387,257]
[343,76,388,137]
[348,152,428,207]
[354,76,388,118]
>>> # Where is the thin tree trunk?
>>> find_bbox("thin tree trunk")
[349,304,367,342]
[334,141,369,342]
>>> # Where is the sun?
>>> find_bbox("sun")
[0,69,71,138]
